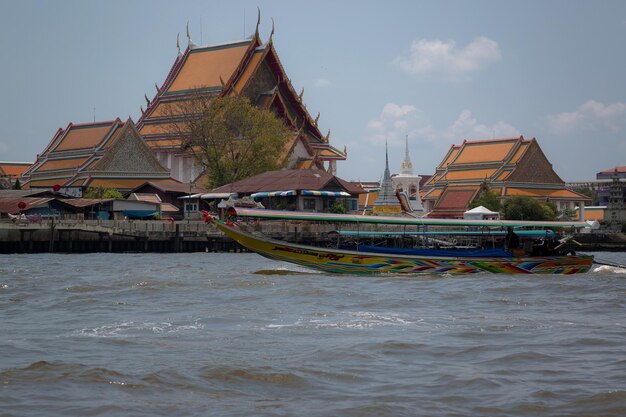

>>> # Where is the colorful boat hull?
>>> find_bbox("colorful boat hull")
[213,220,593,275]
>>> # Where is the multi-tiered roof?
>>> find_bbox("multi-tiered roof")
[137,20,346,172]
[422,136,589,218]
[22,119,171,191]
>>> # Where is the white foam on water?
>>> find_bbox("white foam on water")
[592,265,626,274]
[264,311,424,330]
[72,319,204,338]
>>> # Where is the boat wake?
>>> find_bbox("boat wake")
[592,265,626,274]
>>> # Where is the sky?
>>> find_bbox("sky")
[1,0,625,182]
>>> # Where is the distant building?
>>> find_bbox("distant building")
[21,119,172,195]
[391,136,424,213]
[421,136,590,219]
[372,142,402,214]
[137,21,346,183]
[0,162,31,189]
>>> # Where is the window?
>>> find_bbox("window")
[303,198,316,211]
[185,202,198,212]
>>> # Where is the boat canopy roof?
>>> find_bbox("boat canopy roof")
[226,207,591,229]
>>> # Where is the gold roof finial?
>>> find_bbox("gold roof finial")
[144,94,150,106]
[255,7,261,38]
[140,105,144,114]
[314,112,320,125]
[176,33,180,53]
[268,18,275,44]
[325,129,330,142]
[186,21,191,42]
[155,83,160,94]
[219,75,226,88]
[298,87,304,101]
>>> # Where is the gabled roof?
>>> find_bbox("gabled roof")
[211,169,365,195]
[130,181,207,195]
[22,119,171,191]
[424,136,562,188]
[0,162,32,178]
[137,28,346,165]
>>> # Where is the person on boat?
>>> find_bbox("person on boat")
[505,227,520,251]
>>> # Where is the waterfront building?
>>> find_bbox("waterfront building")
[137,20,346,183]
[21,119,172,195]
[210,169,364,212]
[128,181,208,219]
[605,169,625,227]
[0,162,31,189]
[421,136,590,219]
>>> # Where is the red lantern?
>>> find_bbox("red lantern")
[53,184,61,192]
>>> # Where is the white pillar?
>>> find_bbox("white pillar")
[579,202,585,221]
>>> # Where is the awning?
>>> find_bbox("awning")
[200,192,237,199]
[301,190,351,197]
[251,190,296,198]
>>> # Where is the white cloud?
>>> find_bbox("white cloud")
[364,103,519,147]
[341,103,520,179]
[393,36,501,78]
[313,79,331,88]
[546,100,626,134]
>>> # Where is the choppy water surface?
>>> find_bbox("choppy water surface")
[1,252,625,417]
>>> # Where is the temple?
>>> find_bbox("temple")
[0,162,31,189]
[21,119,171,194]
[421,136,590,218]
[137,18,346,183]
[372,141,402,214]
[391,135,424,212]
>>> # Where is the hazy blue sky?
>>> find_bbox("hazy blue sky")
[1,0,625,182]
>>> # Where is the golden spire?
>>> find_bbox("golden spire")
[255,7,261,39]
[268,18,275,44]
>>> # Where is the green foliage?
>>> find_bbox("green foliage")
[328,202,347,214]
[173,95,291,189]
[503,196,558,221]
[622,223,626,233]
[83,187,123,199]
[12,178,21,190]
[469,189,501,212]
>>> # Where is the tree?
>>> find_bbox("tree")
[503,196,558,221]
[83,186,123,199]
[169,94,291,189]
[12,178,21,190]
[469,189,501,212]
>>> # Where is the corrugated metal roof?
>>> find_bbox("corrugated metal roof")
[211,169,365,195]
[0,197,54,214]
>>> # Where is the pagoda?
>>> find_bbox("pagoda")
[372,141,402,214]
[391,135,424,212]
[137,16,346,183]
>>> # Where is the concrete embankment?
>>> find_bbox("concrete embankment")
[2,219,625,254]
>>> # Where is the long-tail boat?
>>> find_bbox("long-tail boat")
[207,208,593,275]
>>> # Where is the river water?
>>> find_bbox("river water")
[1,252,625,417]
